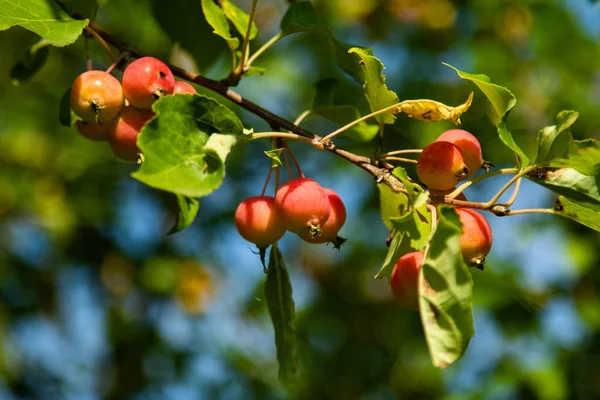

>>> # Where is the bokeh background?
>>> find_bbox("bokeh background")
[1,0,600,398]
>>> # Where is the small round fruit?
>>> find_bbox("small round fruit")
[75,120,109,141]
[235,196,286,246]
[173,81,197,95]
[122,57,175,109]
[417,141,469,191]
[390,251,424,310]
[70,70,123,123]
[457,208,492,267]
[275,178,331,237]
[108,105,154,162]
[436,129,483,178]
[298,188,346,243]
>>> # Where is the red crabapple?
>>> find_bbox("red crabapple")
[173,81,197,95]
[456,208,492,268]
[298,188,346,244]
[75,120,109,142]
[436,129,483,178]
[107,105,154,162]
[275,178,331,238]
[122,57,175,109]
[235,196,286,247]
[70,71,123,123]
[390,251,424,310]
[417,141,469,191]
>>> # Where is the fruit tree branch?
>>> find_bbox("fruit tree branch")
[83,21,406,194]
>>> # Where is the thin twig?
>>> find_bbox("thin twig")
[84,26,117,61]
[378,149,422,158]
[482,166,536,209]
[246,32,285,68]
[379,157,418,164]
[239,0,258,71]
[320,103,400,142]
[294,110,313,126]
[447,168,519,199]
[283,141,304,178]
[498,177,521,207]
[500,208,556,216]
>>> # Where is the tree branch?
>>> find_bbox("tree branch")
[84,21,406,193]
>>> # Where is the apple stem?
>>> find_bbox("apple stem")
[379,156,418,164]
[482,166,536,209]
[261,166,274,197]
[282,147,294,179]
[497,177,521,207]
[447,168,520,199]
[378,149,422,158]
[283,141,304,178]
[294,110,313,126]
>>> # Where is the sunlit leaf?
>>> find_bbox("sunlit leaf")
[348,47,399,125]
[527,167,600,207]
[396,92,473,125]
[265,148,284,168]
[443,63,528,166]
[132,95,245,197]
[221,0,257,40]
[0,0,88,46]
[392,167,428,210]
[546,139,600,176]
[10,39,50,86]
[535,110,579,163]
[419,206,474,368]
[201,0,239,50]
[554,196,600,232]
[378,182,408,231]
[265,245,298,393]
[168,194,199,235]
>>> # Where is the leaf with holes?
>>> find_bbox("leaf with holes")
[554,196,600,232]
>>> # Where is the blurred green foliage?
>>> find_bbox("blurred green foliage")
[0,0,599,399]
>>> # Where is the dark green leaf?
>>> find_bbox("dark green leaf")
[419,206,475,368]
[308,79,379,142]
[535,110,579,163]
[378,182,408,231]
[554,196,600,232]
[0,0,88,47]
[374,229,406,280]
[348,47,399,125]
[221,0,257,40]
[168,194,199,235]
[132,95,245,197]
[264,148,284,168]
[265,245,298,393]
[444,63,528,166]
[59,87,73,127]
[201,0,239,50]
[10,40,50,86]
[526,167,600,207]
[279,2,372,85]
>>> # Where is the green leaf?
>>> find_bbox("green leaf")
[10,39,50,85]
[419,206,474,368]
[279,2,373,86]
[132,94,244,197]
[554,196,600,232]
[0,0,88,47]
[546,139,600,176]
[374,229,406,280]
[201,0,239,50]
[392,205,432,251]
[526,167,600,207]
[443,63,528,166]
[265,245,298,393]
[348,47,399,125]
[392,167,428,210]
[244,65,266,77]
[378,182,408,231]
[168,194,199,235]
[221,0,257,40]
[264,148,284,168]
[308,79,379,142]
[535,110,579,163]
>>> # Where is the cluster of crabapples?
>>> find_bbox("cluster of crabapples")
[391,129,493,309]
[235,178,347,250]
[70,57,197,161]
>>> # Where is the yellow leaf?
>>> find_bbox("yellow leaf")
[395,92,474,124]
